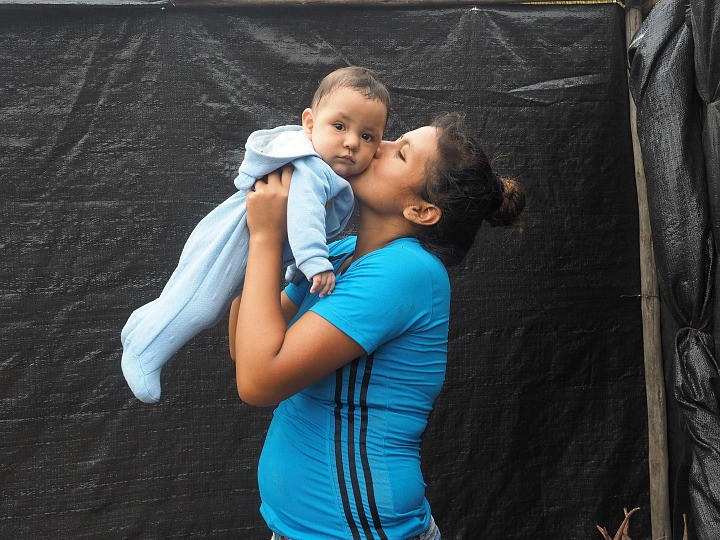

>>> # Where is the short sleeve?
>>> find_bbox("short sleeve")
[284,278,311,308]
[310,243,438,354]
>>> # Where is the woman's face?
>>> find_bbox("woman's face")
[347,125,439,216]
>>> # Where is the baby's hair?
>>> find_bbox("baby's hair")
[416,112,525,267]
[312,66,391,121]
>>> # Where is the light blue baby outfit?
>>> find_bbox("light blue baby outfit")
[121,125,354,403]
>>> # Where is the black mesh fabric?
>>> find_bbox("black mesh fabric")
[629,0,720,538]
[0,5,649,538]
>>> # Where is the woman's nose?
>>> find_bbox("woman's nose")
[374,140,391,158]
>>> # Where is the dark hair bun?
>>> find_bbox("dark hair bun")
[485,177,525,230]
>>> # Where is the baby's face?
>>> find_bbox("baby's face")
[303,87,387,178]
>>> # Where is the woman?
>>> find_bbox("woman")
[229,112,525,540]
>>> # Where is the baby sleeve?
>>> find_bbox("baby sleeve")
[285,157,335,281]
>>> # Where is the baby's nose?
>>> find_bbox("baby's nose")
[344,133,359,149]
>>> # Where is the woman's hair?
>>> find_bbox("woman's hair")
[311,66,391,121]
[415,112,525,267]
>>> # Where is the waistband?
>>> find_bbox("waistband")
[272,515,440,540]
[408,515,440,540]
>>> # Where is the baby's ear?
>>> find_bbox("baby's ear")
[301,108,314,139]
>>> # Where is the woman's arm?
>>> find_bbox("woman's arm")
[234,167,364,406]
[229,296,240,361]
[228,292,301,362]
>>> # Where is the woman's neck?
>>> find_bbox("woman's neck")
[353,208,416,260]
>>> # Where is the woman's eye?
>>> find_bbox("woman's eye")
[333,123,345,131]
[362,134,374,142]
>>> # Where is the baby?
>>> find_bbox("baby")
[121,66,390,403]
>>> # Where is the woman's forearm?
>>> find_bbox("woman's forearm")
[228,295,241,361]
[234,234,287,400]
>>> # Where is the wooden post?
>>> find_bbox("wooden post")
[626,7,672,540]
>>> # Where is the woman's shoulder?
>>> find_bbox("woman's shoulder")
[329,236,448,287]
[378,238,447,273]
[350,237,449,289]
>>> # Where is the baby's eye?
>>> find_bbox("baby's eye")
[396,150,405,161]
[362,133,374,142]
[333,123,345,131]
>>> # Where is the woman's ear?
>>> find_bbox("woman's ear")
[301,108,314,140]
[403,202,442,227]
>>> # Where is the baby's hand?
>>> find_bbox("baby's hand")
[310,270,335,298]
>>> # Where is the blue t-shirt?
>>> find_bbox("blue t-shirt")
[258,236,450,540]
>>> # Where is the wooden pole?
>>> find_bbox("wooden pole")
[625,7,672,540]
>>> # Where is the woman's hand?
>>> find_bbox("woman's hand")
[235,162,364,406]
[246,165,293,243]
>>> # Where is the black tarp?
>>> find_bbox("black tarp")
[629,0,720,538]
[0,5,650,538]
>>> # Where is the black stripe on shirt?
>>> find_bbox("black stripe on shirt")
[335,368,361,540]
[359,353,388,540]
[347,358,375,540]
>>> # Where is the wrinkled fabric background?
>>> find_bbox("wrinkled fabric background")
[629,0,720,538]
[0,5,649,538]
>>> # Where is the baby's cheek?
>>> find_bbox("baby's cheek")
[356,155,374,173]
